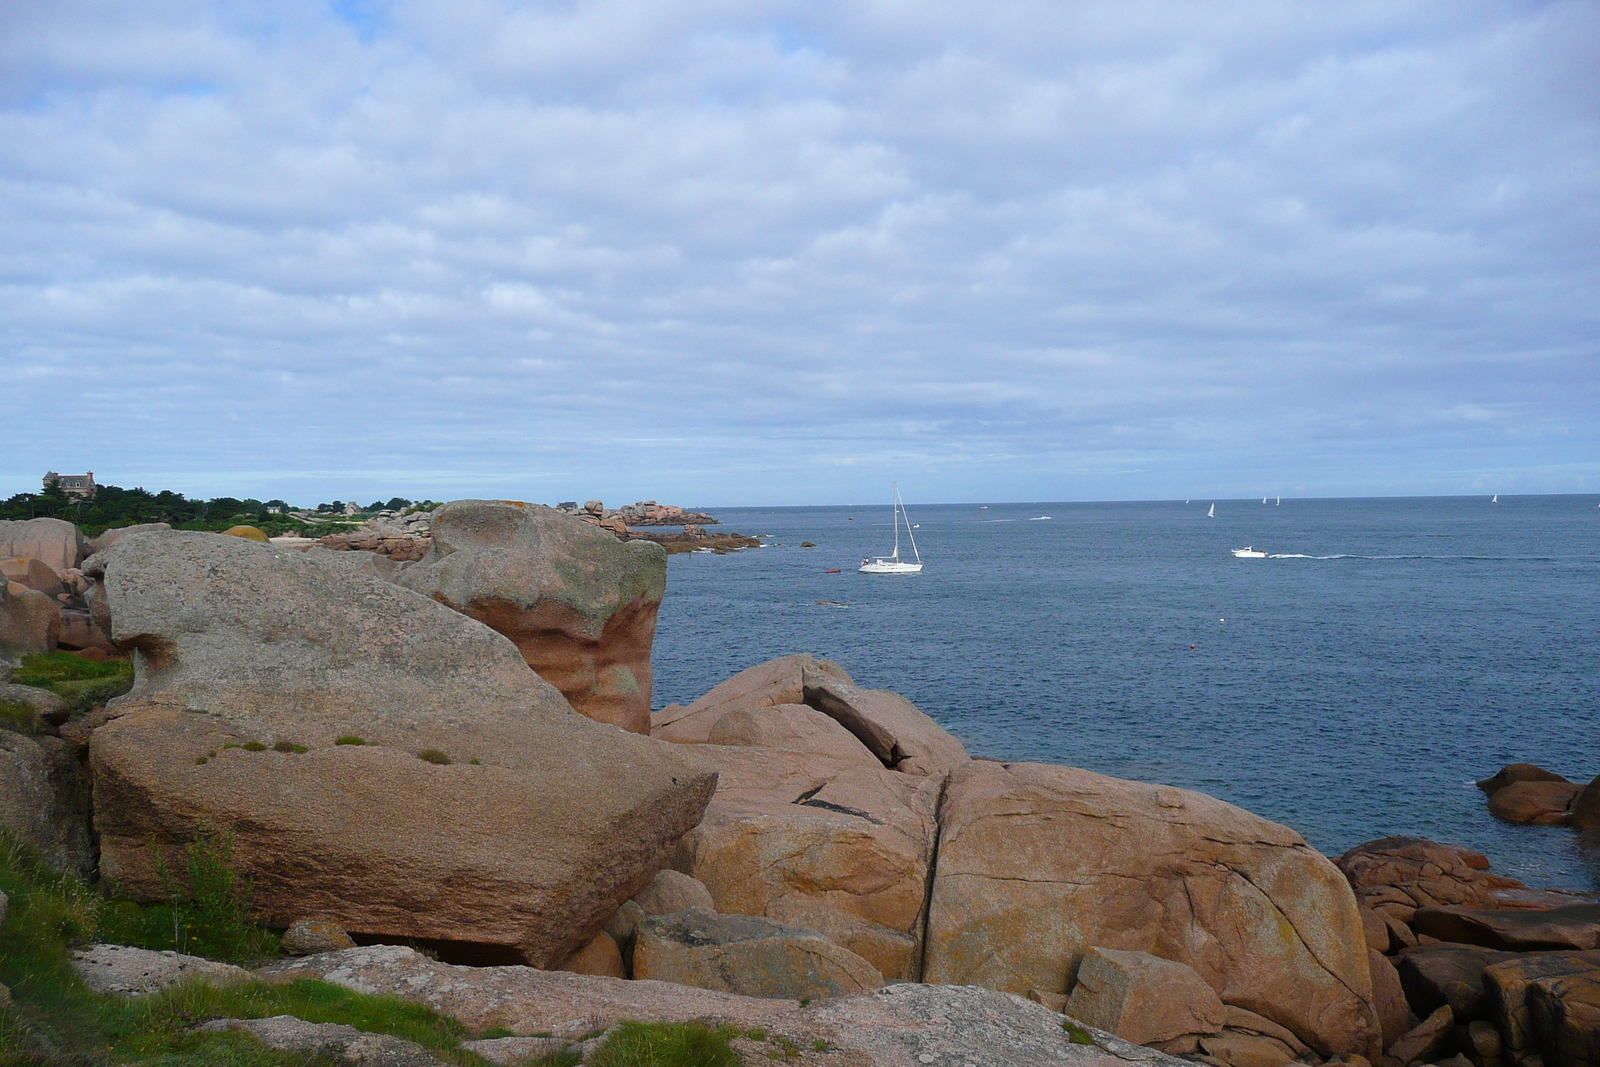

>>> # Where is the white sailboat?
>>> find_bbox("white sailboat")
[1262,497,1267,504]
[1492,494,1499,503]
[1276,496,1281,505]
[860,484,923,574]
[1207,503,1215,518]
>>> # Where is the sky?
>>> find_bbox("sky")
[2,1,1597,508]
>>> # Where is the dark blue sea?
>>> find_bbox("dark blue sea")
[651,495,1600,889]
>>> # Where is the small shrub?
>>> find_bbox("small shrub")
[1063,1019,1094,1045]
[335,735,365,745]
[745,1029,767,1041]
[416,749,451,765]
[241,741,267,752]
[150,828,278,961]
[589,1021,739,1067]
[272,740,307,754]
[812,1039,830,1051]
[468,757,481,765]
[195,757,208,765]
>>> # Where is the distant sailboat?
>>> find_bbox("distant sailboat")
[860,484,923,574]
[1492,494,1499,503]
[1276,496,1281,505]
[1262,497,1267,504]
[1207,503,1215,518]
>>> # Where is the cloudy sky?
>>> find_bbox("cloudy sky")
[2,1,1596,506]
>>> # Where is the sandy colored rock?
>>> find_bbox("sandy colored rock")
[1199,1030,1297,1067]
[1395,943,1516,1021]
[0,518,86,573]
[1412,904,1600,952]
[0,683,69,728]
[669,744,942,981]
[281,920,357,956]
[396,500,667,733]
[632,869,715,916]
[802,677,968,776]
[1369,950,1419,1047]
[221,525,270,542]
[1387,1005,1453,1065]
[1465,1019,1502,1067]
[1,582,58,664]
[1572,777,1600,834]
[1364,909,1392,954]
[267,944,1190,1067]
[1338,838,1522,913]
[1478,764,1571,795]
[1489,781,1581,826]
[555,929,626,978]
[1527,968,1600,1067]
[1064,947,1225,1045]
[633,908,883,1000]
[86,523,171,555]
[652,654,854,743]
[0,558,65,598]
[1483,951,1600,1064]
[72,943,249,996]
[84,530,716,966]
[707,703,883,765]
[925,760,1382,1059]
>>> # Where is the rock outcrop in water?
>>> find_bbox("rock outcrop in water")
[84,529,715,965]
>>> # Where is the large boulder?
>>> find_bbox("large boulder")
[1063,947,1226,1045]
[395,501,666,734]
[1337,837,1522,918]
[1573,777,1600,833]
[1412,904,1600,951]
[801,677,969,776]
[0,518,86,573]
[651,653,853,743]
[706,704,882,765]
[669,744,941,981]
[86,523,171,555]
[632,908,884,1000]
[1395,943,1517,1020]
[1484,951,1600,1064]
[0,729,92,876]
[1,582,58,665]
[1489,781,1582,826]
[1526,968,1600,1067]
[1478,764,1570,794]
[84,530,716,966]
[923,761,1383,1059]
[0,558,65,598]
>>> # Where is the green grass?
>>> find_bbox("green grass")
[1062,1019,1094,1045]
[416,749,451,766]
[11,653,134,713]
[0,703,36,736]
[334,736,364,746]
[587,1021,739,1067]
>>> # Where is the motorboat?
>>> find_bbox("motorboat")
[861,483,923,574]
[1231,547,1268,558]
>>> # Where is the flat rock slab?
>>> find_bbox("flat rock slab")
[1483,950,1600,1063]
[72,943,249,997]
[1412,904,1600,951]
[1064,947,1225,1045]
[196,1015,448,1066]
[633,908,883,1000]
[260,946,1190,1067]
[1395,943,1518,1019]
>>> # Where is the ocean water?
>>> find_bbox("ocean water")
[651,495,1600,889]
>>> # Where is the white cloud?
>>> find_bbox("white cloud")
[0,0,1595,505]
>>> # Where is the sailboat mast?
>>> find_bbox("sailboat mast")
[891,482,902,559]
[902,489,921,563]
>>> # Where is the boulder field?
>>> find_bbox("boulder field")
[83,529,714,966]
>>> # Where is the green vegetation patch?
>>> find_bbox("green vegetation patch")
[12,653,135,713]
[589,1021,739,1067]
[416,749,451,766]
[0,702,37,736]
[334,736,365,746]
[1062,1019,1095,1045]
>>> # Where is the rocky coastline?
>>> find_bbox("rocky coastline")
[1,501,1597,1067]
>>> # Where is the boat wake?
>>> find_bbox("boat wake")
[1028,516,1052,521]
[1265,553,1563,561]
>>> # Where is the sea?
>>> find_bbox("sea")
[651,495,1600,890]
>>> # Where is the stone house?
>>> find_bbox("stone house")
[43,471,97,499]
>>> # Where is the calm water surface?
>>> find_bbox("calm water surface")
[651,495,1600,888]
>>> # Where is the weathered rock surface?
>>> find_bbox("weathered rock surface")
[396,500,667,733]
[1386,1004,1453,1065]
[1063,947,1226,1045]
[268,945,1193,1067]
[707,703,883,765]
[1337,838,1521,917]
[72,944,249,996]
[0,557,65,598]
[1,581,58,664]
[84,530,716,966]
[632,908,884,1000]
[632,869,716,916]
[195,1015,448,1066]
[1573,777,1600,834]
[1526,968,1600,1067]
[801,677,969,776]
[651,654,854,743]
[924,761,1382,1059]
[1489,781,1582,826]
[1197,1030,1298,1067]
[669,744,942,981]
[1483,951,1600,1064]
[281,919,358,956]
[0,729,92,875]
[554,929,626,978]
[1369,949,1418,1047]
[1395,943,1516,1020]
[86,522,172,555]
[0,683,69,727]
[1478,764,1571,795]
[1412,904,1600,951]
[0,518,86,573]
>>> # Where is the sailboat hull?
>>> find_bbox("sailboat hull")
[860,560,923,574]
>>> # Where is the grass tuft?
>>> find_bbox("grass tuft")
[416,749,451,766]
[589,1021,739,1067]
[271,741,307,754]
[0,701,37,735]
[240,741,267,752]
[334,735,365,746]
[1063,1019,1094,1045]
